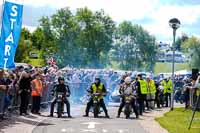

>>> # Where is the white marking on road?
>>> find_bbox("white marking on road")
[81,129,97,132]
[118,129,129,133]
[102,129,108,132]
[61,128,66,132]
[65,128,74,132]
[81,122,102,129]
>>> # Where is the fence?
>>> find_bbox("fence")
[190,88,200,110]
[0,90,6,117]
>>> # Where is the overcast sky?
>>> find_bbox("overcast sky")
[6,0,200,43]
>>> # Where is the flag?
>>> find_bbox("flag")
[0,0,24,69]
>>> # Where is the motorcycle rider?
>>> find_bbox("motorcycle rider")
[49,77,72,118]
[117,77,139,118]
[83,77,110,118]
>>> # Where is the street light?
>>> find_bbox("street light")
[169,18,181,111]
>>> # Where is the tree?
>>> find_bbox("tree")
[175,33,189,51]
[15,28,32,62]
[31,27,46,50]
[39,7,115,68]
[38,16,57,64]
[111,21,157,71]
[182,36,200,69]
[49,8,83,68]
[76,7,115,68]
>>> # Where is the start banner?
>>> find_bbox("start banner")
[0,0,23,69]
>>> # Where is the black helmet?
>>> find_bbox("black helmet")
[95,76,101,80]
[94,76,101,84]
[58,77,64,82]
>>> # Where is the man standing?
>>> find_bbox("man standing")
[31,73,43,115]
[116,75,127,117]
[161,77,172,107]
[146,76,156,109]
[18,68,32,115]
[83,77,109,118]
[135,74,148,115]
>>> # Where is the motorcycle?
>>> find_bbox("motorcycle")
[123,94,134,119]
[92,93,101,118]
[56,92,65,118]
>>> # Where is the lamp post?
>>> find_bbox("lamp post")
[169,18,181,111]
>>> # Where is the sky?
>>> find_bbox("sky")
[8,0,200,43]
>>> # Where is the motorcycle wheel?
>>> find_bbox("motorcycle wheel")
[124,104,131,119]
[57,102,62,118]
[93,103,99,118]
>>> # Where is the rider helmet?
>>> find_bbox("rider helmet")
[94,76,101,84]
[58,77,64,82]
[124,77,132,84]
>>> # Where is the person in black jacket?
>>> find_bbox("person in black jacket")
[49,77,71,118]
[18,69,32,115]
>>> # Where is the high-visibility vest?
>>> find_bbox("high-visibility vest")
[92,83,104,99]
[147,80,156,94]
[161,80,172,94]
[31,79,43,96]
[139,80,148,94]
[196,89,200,96]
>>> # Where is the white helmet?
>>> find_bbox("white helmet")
[125,77,132,84]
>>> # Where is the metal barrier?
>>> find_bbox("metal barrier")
[0,90,6,116]
[190,89,200,110]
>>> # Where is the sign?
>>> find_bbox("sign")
[0,0,24,69]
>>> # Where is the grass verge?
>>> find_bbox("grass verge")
[155,108,200,133]
[154,62,189,74]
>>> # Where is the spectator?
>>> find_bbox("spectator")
[31,73,43,115]
[18,68,32,115]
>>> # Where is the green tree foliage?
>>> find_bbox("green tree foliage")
[15,28,32,62]
[38,7,115,68]
[49,8,83,67]
[31,27,45,50]
[16,7,158,71]
[111,21,157,71]
[76,7,115,68]
[182,36,200,69]
[174,33,188,51]
[38,16,57,61]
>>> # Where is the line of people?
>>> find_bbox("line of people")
[0,65,53,118]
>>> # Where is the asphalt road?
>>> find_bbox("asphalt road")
[32,106,147,133]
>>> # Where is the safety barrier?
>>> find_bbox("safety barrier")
[190,89,200,110]
[0,90,6,117]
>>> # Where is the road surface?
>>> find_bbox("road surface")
[32,106,147,133]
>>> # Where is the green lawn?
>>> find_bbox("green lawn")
[155,108,200,133]
[154,62,189,74]
[108,61,190,74]
[29,58,45,67]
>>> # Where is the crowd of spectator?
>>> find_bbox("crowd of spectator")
[0,64,199,119]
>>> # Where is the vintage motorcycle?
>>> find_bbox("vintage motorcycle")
[123,94,135,119]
